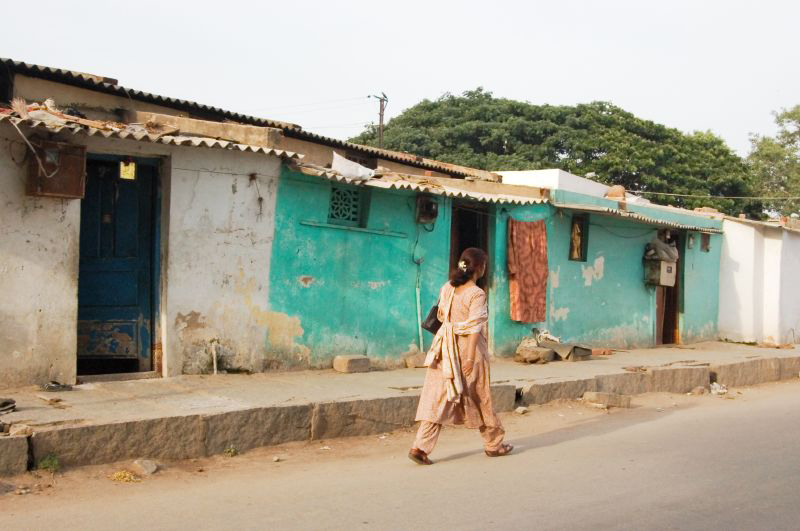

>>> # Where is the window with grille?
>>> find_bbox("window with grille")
[328,185,368,227]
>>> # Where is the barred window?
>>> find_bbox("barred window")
[328,185,368,227]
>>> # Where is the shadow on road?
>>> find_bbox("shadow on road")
[435,401,700,463]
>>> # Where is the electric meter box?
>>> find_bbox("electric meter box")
[644,260,676,287]
[26,139,87,199]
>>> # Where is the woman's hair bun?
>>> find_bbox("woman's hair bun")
[450,247,488,287]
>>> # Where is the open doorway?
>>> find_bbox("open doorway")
[77,156,160,376]
[655,230,683,345]
[450,200,490,288]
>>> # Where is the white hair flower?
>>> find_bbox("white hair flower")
[458,260,468,272]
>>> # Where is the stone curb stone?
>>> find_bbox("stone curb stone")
[490,384,516,412]
[0,435,28,476]
[204,405,312,455]
[522,378,597,405]
[779,356,800,380]
[650,367,710,393]
[595,372,650,395]
[311,396,419,440]
[31,415,205,468]
[710,358,782,387]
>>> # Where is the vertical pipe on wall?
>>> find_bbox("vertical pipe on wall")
[416,272,424,353]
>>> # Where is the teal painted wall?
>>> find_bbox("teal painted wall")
[268,169,723,367]
[490,196,723,355]
[490,204,660,356]
[267,167,449,368]
[680,232,722,342]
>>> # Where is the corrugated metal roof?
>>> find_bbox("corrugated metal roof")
[554,202,723,233]
[2,57,492,179]
[0,114,302,159]
[290,162,546,205]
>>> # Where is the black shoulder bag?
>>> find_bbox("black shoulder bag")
[422,304,442,334]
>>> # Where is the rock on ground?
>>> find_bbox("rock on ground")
[333,355,370,373]
[404,352,427,368]
[132,459,159,476]
[582,391,632,409]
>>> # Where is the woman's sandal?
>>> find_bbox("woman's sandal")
[408,448,433,465]
[485,443,514,457]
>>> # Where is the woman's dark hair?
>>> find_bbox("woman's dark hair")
[450,247,488,287]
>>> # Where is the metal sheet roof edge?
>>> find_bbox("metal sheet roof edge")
[0,115,303,159]
[553,202,723,233]
[288,162,546,205]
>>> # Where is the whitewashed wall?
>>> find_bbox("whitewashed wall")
[0,127,81,387]
[0,124,284,386]
[719,219,798,344]
[780,231,800,344]
[164,148,281,376]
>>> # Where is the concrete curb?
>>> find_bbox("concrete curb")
[0,435,28,476]
[2,356,797,475]
[522,366,711,405]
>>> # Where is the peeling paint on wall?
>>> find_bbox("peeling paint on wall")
[581,256,605,286]
[234,270,310,367]
[548,266,570,322]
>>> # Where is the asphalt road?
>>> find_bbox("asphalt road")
[3,381,800,530]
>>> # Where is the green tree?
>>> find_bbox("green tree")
[748,105,800,215]
[351,89,758,215]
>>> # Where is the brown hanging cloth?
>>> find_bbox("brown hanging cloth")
[507,219,548,322]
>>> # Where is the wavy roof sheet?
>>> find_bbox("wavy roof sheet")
[0,114,302,159]
[554,202,723,233]
[290,163,546,205]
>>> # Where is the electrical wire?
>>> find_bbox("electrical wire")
[633,190,800,200]
[305,122,373,130]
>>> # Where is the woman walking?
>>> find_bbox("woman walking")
[409,247,513,465]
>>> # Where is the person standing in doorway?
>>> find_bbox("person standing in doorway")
[409,247,513,465]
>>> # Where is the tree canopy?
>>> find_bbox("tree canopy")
[350,89,760,216]
[747,105,800,215]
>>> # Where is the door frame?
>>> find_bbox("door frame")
[450,199,491,288]
[78,153,163,374]
[654,230,685,345]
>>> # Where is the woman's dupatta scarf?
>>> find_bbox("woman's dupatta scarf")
[423,283,488,403]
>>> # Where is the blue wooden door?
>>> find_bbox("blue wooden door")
[78,159,155,372]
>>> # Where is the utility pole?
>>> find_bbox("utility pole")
[370,93,388,148]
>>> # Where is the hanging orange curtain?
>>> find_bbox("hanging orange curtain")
[507,219,548,322]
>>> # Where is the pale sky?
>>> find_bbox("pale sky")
[3,0,798,156]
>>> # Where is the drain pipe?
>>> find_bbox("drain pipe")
[416,271,424,353]
[211,339,219,375]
